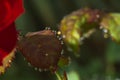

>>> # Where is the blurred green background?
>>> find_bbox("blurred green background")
[1,0,120,80]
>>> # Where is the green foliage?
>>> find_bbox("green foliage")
[101,13,120,43]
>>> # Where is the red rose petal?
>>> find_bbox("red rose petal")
[0,23,17,66]
[0,0,24,31]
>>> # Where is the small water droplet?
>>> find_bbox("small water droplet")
[99,26,103,29]
[58,37,62,40]
[44,69,47,71]
[103,29,108,33]
[45,53,48,56]
[61,41,64,44]
[104,33,109,38]
[80,37,84,41]
[8,60,12,63]
[28,63,31,66]
[61,50,64,55]
[39,69,42,72]
[45,27,51,30]
[24,58,26,61]
[47,27,51,30]
[62,35,66,38]
[54,31,57,34]
[96,14,100,18]
[6,64,10,67]
[34,67,38,71]
[57,36,60,38]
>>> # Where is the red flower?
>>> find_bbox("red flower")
[0,0,24,74]
[0,0,24,31]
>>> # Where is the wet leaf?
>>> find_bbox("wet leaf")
[101,13,120,43]
[17,29,63,71]
[60,8,101,56]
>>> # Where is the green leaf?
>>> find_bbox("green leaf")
[58,56,70,68]
[101,13,120,43]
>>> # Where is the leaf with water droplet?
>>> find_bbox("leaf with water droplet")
[17,30,63,70]
[60,8,101,56]
[101,13,120,43]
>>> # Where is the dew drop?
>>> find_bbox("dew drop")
[45,53,48,56]
[44,69,47,71]
[103,29,108,33]
[61,41,64,44]
[62,35,66,38]
[99,26,103,29]
[58,37,62,40]
[61,50,64,55]
[80,37,84,41]
[96,14,100,18]
[8,60,12,63]
[34,67,38,71]
[28,63,31,66]
[57,36,60,38]
[104,33,109,38]
[45,27,51,30]
[52,30,57,34]
[57,31,61,35]
[39,68,42,72]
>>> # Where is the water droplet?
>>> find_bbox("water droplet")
[103,29,108,33]
[61,41,64,44]
[80,37,84,41]
[61,50,64,55]
[5,64,10,67]
[99,26,103,29]
[8,60,12,63]
[45,27,51,30]
[104,33,109,38]
[24,58,26,61]
[28,63,31,66]
[52,30,55,32]
[62,35,66,38]
[96,14,100,18]
[45,53,48,56]
[58,37,62,40]
[39,68,42,72]
[54,31,57,34]
[34,67,38,71]
[44,69,47,71]
[57,31,61,35]
[57,36,59,38]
